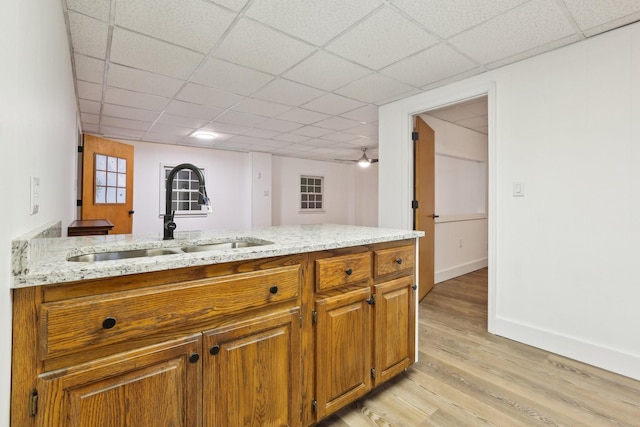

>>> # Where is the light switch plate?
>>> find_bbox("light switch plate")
[513,182,524,197]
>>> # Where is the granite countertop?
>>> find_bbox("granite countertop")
[11,224,424,288]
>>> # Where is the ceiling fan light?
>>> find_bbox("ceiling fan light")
[358,154,370,168]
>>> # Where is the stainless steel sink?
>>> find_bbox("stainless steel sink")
[67,248,183,262]
[181,240,272,253]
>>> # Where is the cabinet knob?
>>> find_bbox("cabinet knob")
[189,353,200,363]
[345,268,353,276]
[102,317,117,329]
[396,258,403,265]
[270,286,278,294]
[210,345,220,356]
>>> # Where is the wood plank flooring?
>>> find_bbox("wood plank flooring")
[316,268,640,426]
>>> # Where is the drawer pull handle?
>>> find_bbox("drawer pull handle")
[189,353,200,363]
[102,317,117,329]
[345,268,353,276]
[396,258,403,265]
[270,286,279,294]
[210,345,220,356]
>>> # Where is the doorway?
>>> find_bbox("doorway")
[413,96,489,308]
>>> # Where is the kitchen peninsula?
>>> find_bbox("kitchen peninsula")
[11,224,423,426]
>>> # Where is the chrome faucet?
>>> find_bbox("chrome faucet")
[164,163,210,240]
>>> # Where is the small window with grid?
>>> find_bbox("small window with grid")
[161,165,206,216]
[300,175,324,212]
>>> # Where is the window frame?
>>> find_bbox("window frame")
[159,163,208,218]
[299,175,325,213]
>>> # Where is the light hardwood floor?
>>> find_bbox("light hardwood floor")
[316,268,640,426]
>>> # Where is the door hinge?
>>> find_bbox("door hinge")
[299,315,303,328]
[411,200,419,209]
[311,311,317,325]
[77,146,84,153]
[311,399,317,413]
[29,390,38,417]
[366,294,376,305]
[370,368,376,379]
[412,284,417,291]
[412,131,419,141]
[76,199,82,207]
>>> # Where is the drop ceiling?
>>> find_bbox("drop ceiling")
[64,0,640,162]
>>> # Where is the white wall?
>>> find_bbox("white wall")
[0,1,78,425]
[380,22,640,380]
[421,115,488,282]
[250,152,273,228]
[354,163,379,227]
[124,140,252,235]
[272,156,360,225]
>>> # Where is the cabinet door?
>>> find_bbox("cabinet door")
[373,276,416,386]
[36,335,202,427]
[315,287,371,420]
[203,310,301,427]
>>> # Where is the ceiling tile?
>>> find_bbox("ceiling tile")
[291,126,334,138]
[115,0,235,53]
[245,0,381,46]
[390,0,529,38]
[107,63,184,98]
[215,110,268,127]
[241,128,282,139]
[283,51,373,91]
[339,104,378,123]
[253,118,302,132]
[66,0,111,21]
[380,43,478,87]
[82,123,100,133]
[252,79,325,107]
[275,108,330,124]
[313,116,361,131]
[176,83,244,108]
[110,28,204,79]
[249,140,293,149]
[229,135,269,145]
[214,18,315,75]
[210,0,249,12]
[427,105,476,122]
[484,34,580,70]
[336,73,414,103]
[148,123,195,136]
[74,54,105,84]
[81,113,99,124]
[105,87,171,111]
[231,98,292,117]
[164,100,223,121]
[79,99,101,114]
[157,113,208,129]
[101,126,146,139]
[301,93,365,115]
[322,132,361,142]
[192,57,274,96]
[455,116,489,129]
[326,8,438,70]
[103,103,161,122]
[448,0,575,65]
[101,116,152,131]
[68,11,108,58]
[343,124,378,138]
[272,133,311,143]
[204,122,251,134]
[77,80,103,101]
[563,0,640,33]
[144,132,185,144]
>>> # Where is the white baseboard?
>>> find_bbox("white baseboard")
[491,316,640,381]
[435,258,488,283]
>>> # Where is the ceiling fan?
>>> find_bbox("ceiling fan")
[338,148,379,168]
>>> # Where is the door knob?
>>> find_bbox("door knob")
[128,210,135,215]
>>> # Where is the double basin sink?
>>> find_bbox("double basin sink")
[67,239,272,263]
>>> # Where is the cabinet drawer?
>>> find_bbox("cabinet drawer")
[39,265,300,360]
[316,252,371,291]
[374,245,415,278]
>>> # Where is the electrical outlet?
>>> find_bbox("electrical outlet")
[30,176,40,215]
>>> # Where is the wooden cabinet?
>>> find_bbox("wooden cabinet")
[308,242,417,424]
[36,335,202,427]
[314,287,371,419]
[203,309,301,427]
[12,241,416,427]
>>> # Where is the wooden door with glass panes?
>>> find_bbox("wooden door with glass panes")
[82,135,134,234]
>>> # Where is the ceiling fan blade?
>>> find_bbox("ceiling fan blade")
[370,158,379,163]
